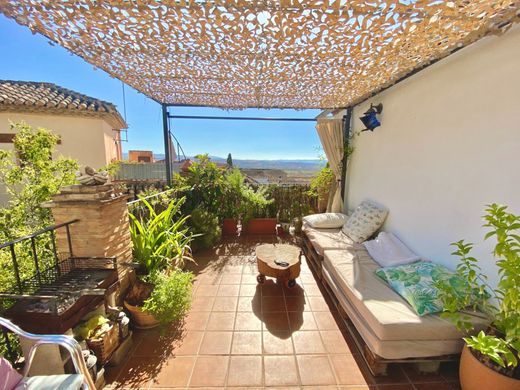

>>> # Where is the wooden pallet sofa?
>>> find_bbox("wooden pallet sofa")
[300,201,487,376]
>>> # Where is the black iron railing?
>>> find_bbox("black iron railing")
[0,220,78,362]
[0,220,78,295]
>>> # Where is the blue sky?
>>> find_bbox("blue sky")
[0,15,322,160]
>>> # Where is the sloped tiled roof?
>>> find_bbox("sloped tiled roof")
[0,80,127,129]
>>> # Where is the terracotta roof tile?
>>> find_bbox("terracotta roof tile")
[0,80,127,129]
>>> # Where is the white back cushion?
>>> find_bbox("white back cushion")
[303,213,349,229]
[363,232,421,267]
[341,200,388,243]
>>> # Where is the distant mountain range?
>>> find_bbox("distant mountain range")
[123,153,326,172]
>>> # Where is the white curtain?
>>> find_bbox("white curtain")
[316,119,344,212]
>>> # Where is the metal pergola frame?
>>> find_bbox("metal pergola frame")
[161,104,351,201]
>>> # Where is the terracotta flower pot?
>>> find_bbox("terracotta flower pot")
[124,300,160,329]
[243,218,278,235]
[222,218,239,235]
[460,345,520,390]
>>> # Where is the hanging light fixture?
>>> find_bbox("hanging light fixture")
[359,103,383,132]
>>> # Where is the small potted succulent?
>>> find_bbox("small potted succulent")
[436,204,520,390]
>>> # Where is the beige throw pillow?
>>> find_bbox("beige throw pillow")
[342,200,388,243]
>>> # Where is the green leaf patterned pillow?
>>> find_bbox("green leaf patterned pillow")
[375,261,467,316]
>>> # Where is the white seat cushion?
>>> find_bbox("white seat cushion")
[322,249,485,341]
[303,225,358,255]
[15,374,84,390]
[302,213,349,229]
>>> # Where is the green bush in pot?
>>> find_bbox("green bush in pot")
[142,269,194,325]
[435,204,520,383]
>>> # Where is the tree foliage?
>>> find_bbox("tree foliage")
[0,122,78,240]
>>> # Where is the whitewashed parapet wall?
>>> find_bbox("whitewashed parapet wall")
[341,24,520,286]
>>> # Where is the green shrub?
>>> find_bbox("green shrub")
[436,204,520,374]
[142,270,194,325]
[190,208,221,249]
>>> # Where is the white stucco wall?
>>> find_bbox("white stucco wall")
[343,24,520,285]
[0,112,118,168]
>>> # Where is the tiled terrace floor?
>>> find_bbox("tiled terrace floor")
[105,234,460,390]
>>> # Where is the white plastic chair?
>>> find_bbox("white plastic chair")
[0,317,95,389]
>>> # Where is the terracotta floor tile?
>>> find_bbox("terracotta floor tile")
[320,330,357,354]
[308,296,333,311]
[206,311,235,330]
[303,283,324,296]
[330,354,374,386]
[377,385,415,390]
[263,330,294,355]
[199,331,233,355]
[132,330,168,356]
[292,330,326,354]
[289,311,317,331]
[439,361,459,382]
[189,355,229,387]
[264,355,300,386]
[191,296,215,312]
[370,364,408,385]
[227,355,263,387]
[221,273,242,284]
[113,356,154,388]
[149,356,195,388]
[212,296,238,312]
[283,284,306,297]
[237,296,260,312]
[262,282,284,296]
[314,311,341,330]
[194,272,222,285]
[402,364,445,384]
[235,312,263,331]
[300,274,318,284]
[285,296,309,312]
[184,311,210,331]
[172,331,203,356]
[217,284,240,297]
[231,331,262,354]
[413,383,456,390]
[297,355,336,386]
[262,312,290,332]
[263,296,287,312]
[241,273,260,284]
[195,284,219,297]
[239,284,259,296]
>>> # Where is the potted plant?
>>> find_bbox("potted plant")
[308,164,334,213]
[221,169,243,235]
[436,204,520,390]
[240,184,275,234]
[125,197,194,328]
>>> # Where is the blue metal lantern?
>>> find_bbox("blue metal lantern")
[360,103,383,131]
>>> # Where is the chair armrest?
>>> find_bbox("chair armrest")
[0,317,96,390]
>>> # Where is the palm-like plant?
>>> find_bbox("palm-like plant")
[129,197,194,275]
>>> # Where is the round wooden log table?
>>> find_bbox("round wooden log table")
[255,243,302,288]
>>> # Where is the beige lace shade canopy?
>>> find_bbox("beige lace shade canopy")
[1,1,518,109]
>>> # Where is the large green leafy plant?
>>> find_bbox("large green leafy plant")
[436,204,520,377]
[129,197,194,274]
